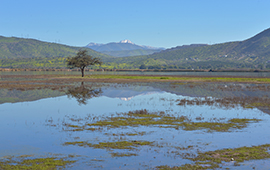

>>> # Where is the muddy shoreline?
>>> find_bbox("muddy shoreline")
[1,74,270,85]
[1,73,270,78]
[1,68,270,72]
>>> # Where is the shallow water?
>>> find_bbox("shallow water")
[1,82,270,169]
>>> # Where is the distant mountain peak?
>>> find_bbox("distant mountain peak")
[85,40,165,57]
[119,39,134,44]
[86,42,103,47]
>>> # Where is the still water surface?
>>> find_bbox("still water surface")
[1,82,270,169]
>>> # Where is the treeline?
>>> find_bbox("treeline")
[0,57,67,68]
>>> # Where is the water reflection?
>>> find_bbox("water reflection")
[66,82,102,105]
[176,96,270,109]
[1,82,270,169]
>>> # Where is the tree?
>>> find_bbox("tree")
[139,64,147,69]
[66,49,102,77]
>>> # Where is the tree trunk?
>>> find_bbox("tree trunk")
[81,68,84,77]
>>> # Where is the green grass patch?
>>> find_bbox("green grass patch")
[87,111,188,128]
[74,75,270,83]
[156,161,219,170]
[62,110,261,132]
[246,102,270,108]
[104,131,147,136]
[228,118,261,124]
[181,118,261,132]
[157,144,270,169]
[110,152,138,157]
[84,110,261,132]
[0,155,75,170]
[63,140,153,150]
[192,144,270,163]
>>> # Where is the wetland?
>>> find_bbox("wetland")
[1,71,270,169]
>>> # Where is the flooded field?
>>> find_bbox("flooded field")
[1,73,270,169]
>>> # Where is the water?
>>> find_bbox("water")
[1,82,270,169]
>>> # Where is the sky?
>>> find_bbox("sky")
[1,0,269,48]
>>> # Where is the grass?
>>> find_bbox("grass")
[193,144,270,163]
[86,110,188,128]
[246,102,270,108]
[63,140,153,150]
[81,74,270,83]
[181,118,261,132]
[2,74,270,98]
[0,155,75,170]
[60,110,261,132]
[105,132,147,136]
[2,74,270,93]
[156,161,220,170]
[73,110,261,132]
[110,152,138,157]
[60,110,189,131]
[157,144,270,169]
[87,114,188,128]
[182,122,242,132]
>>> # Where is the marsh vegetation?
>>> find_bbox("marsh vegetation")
[0,155,76,170]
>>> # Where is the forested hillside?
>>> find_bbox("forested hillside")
[0,36,114,59]
[0,36,114,68]
[1,28,270,70]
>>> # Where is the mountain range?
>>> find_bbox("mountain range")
[0,28,270,69]
[106,28,270,69]
[85,40,165,57]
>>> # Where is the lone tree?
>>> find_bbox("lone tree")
[67,49,102,77]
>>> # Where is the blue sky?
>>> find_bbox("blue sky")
[1,0,269,48]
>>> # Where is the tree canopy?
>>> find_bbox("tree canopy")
[67,49,102,77]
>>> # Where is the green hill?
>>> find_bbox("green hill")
[0,36,113,60]
[0,36,114,68]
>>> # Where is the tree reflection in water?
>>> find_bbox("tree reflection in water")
[66,82,102,105]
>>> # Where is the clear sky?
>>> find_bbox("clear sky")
[1,0,269,48]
